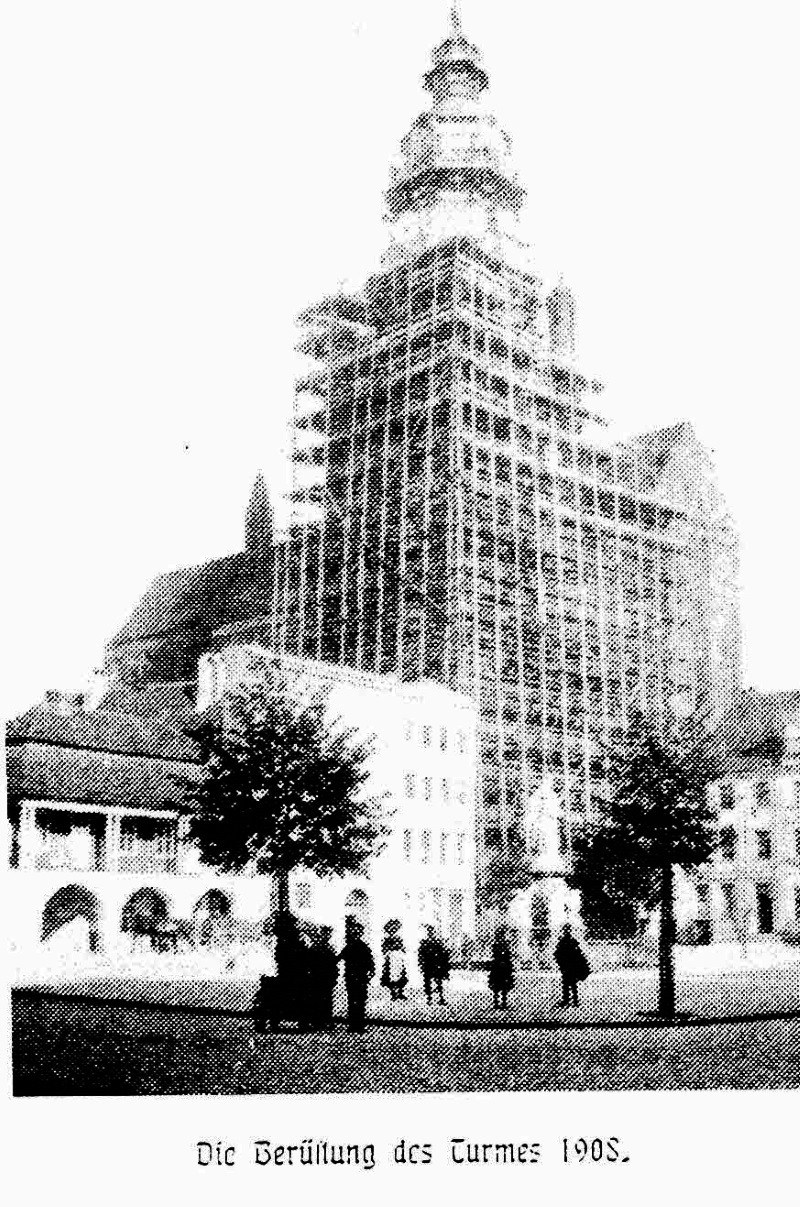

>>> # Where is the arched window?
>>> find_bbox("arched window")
[121,888,171,934]
[42,885,101,950]
[194,889,231,918]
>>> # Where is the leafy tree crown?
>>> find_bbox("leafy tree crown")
[178,679,389,879]
[571,711,719,920]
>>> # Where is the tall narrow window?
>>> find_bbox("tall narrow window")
[719,826,736,861]
[756,886,774,934]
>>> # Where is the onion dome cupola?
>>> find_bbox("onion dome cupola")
[385,5,526,227]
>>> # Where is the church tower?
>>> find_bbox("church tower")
[271,10,740,888]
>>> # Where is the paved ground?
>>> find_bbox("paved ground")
[14,960,800,1025]
[13,995,800,1094]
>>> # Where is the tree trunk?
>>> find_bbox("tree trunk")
[658,863,676,1018]
[276,869,290,920]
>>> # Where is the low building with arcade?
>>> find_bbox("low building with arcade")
[7,651,478,978]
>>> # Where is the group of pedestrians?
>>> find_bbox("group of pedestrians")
[254,913,375,1034]
[487,923,590,1010]
[254,914,590,1035]
[378,924,453,1004]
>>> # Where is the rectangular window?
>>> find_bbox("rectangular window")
[424,776,432,802]
[457,730,468,755]
[404,720,414,742]
[719,826,736,860]
[795,829,800,860]
[421,831,431,864]
[440,832,448,864]
[294,882,312,910]
[754,781,770,808]
[719,782,735,810]
[441,779,449,804]
[457,833,465,864]
[795,886,800,922]
[422,725,432,747]
[403,829,412,861]
[404,773,415,799]
[449,891,464,934]
[794,780,800,809]
[485,825,501,850]
[756,886,774,934]
[439,726,448,752]
[721,882,736,921]
[756,830,772,860]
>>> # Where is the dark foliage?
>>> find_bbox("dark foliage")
[178,680,388,884]
[571,711,718,926]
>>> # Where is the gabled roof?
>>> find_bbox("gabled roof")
[106,554,251,648]
[6,702,200,810]
[6,705,197,763]
[712,688,800,777]
[96,679,196,724]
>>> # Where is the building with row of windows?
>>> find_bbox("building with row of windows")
[676,692,800,944]
[7,651,478,973]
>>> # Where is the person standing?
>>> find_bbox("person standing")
[307,925,339,1030]
[273,912,308,1029]
[381,937,409,1002]
[418,926,450,1005]
[338,921,375,1033]
[554,923,589,1008]
[488,930,514,1009]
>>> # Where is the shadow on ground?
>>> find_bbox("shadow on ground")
[13,995,800,1095]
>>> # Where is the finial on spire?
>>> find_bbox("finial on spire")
[449,2,462,36]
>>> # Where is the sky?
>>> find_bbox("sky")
[2,0,799,718]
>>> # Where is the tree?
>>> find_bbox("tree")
[179,679,388,919]
[570,711,718,1018]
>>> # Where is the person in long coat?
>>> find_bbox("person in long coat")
[338,921,375,1033]
[488,930,514,1009]
[273,912,309,1028]
[306,925,339,1030]
[554,923,589,1007]
[417,926,450,1005]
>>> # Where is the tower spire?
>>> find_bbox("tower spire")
[244,472,273,557]
[383,9,525,243]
